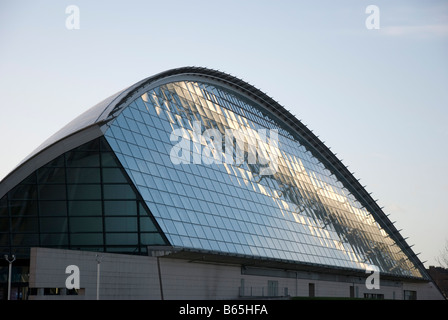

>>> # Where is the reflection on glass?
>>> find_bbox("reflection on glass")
[0,137,169,255]
[106,80,422,278]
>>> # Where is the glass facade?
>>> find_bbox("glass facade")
[103,80,423,279]
[0,69,426,282]
[0,137,168,257]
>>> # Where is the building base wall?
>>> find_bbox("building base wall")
[28,247,444,300]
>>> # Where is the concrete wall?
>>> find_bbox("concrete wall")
[28,247,445,300]
[403,281,444,300]
[29,247,161,300]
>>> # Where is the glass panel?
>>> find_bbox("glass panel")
[100,136,113,151]
[139,216,158,232]
[69,217,103,232]
[66,167,100,184]
[104,201,137,216]
[40,217,67,233]
[43,156,65,167]
[77,139,100,151]
[140,232,165,245]
[102,168,128,183]
[66,151,100,167]
[37,167,66,184]
[39,184,66,200]
[68,201,102,216]
[19,172,37,184]
[40,233,69,246]
[11,217,39,232]
[0,197,7,216]
[106,233,138,245]
[12,233,39,246]
[39,201,67,216]
[101,152,121,167]
[67,185,101,200]
[103,184,136,200]
[70,233,103,246]
[9,184,38,200]
[9,200,38,216]
[0,218,9,232]
[105,217,137,232]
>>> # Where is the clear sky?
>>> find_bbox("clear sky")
[0,0,447,267]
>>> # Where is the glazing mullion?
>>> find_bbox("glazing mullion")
[63,153,72,249]
[99,144,107,253]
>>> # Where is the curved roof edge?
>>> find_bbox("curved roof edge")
[0,66,430,282]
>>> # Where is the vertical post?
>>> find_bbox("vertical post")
[296,272,298,297]
[96,254,102,300]
[156,256,164,300]
[4,254,16,300]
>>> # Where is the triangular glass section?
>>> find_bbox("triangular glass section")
[0,137,169,258]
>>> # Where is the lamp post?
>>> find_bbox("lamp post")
[4,254,16,300]
[95,254,103,300]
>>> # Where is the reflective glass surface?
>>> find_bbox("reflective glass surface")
[0,137,168,257]
[105,80,422,278]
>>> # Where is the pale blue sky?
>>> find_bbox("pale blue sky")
[0,0,447,266]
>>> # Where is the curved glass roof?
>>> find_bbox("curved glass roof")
[104,79,424,279]
[0,67,428,280]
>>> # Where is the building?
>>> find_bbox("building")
[428,266,448,299]
[0,67,444,300]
